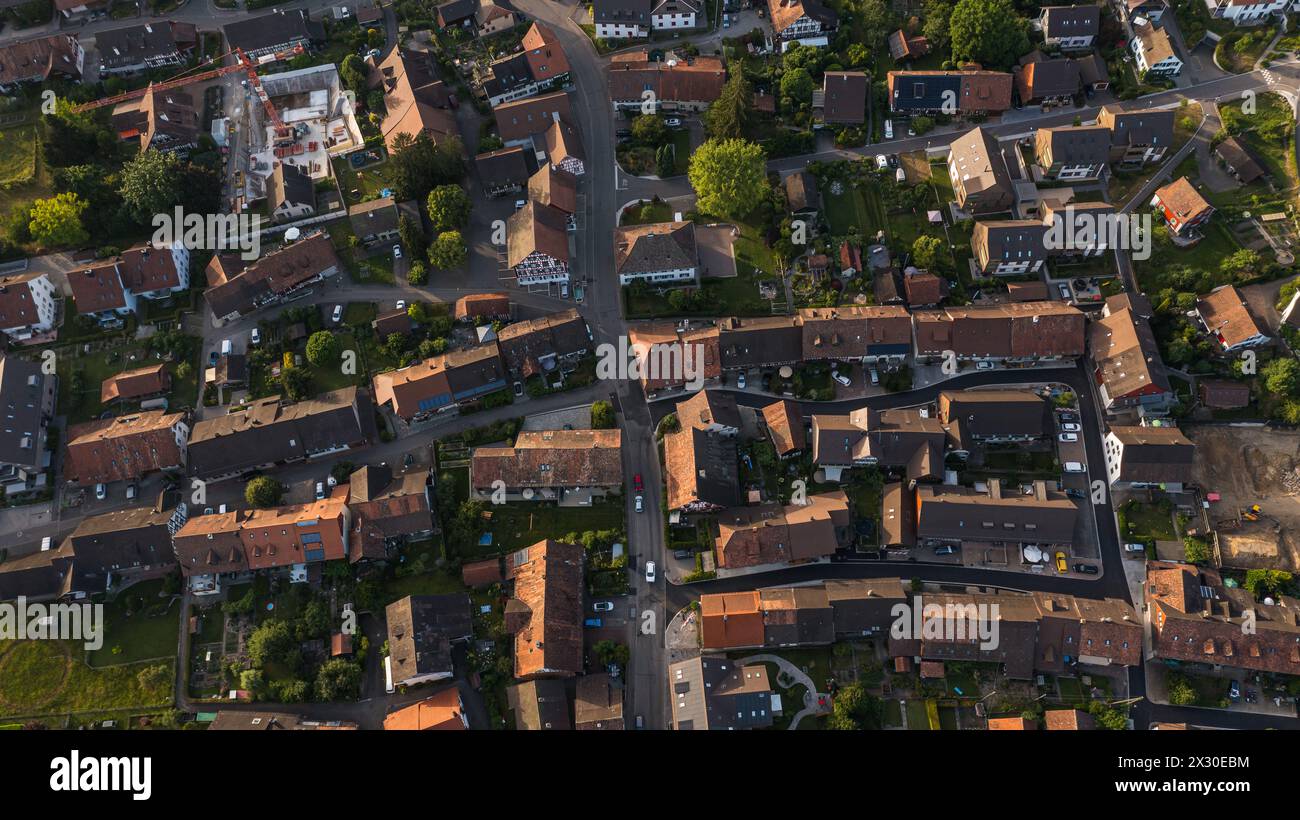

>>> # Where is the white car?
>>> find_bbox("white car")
[635,494,644,513]
[593,601,615,613]
[1064,461,1085,473]
[665,117,683,127]
[1061,423,1081,432]
[1124,543,1147,553]
[875,154,889,170]
[645,561,656,583]
[976,361,995,370]
[737,372,746,389]
[332,304,343,323]
[884,118,894,139]
[392,245,402,259]
[396,300,406,311]
[514,200,526,210]
[250,327,261,345]
[315,481,326,500]
[95,483,107,501]
[833,371,851,387]
[1059,432,1079,443]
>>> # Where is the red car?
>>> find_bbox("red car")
[633,473,644,492]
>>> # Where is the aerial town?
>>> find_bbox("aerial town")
[2,0,1300,740]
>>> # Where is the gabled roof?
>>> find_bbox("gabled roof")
[1041,5,1101,38]
[783,171,819,212]
[475,146,529,190]
[607,54,725,104]
[385,594,472,683]
[521,21,570,83]
[0,271,48,329]
[614,221,697,276]
[821,71,867,124]
[1016,56,1080,101]
[101,363,170,403]
[1107,425,1195,484]
[762,399,805,456]
[540,117,585,166]
[267,162,315,213]
[507,539,585,679]
[1133,18,1177,65]
[592,0,651,25]
[382,686,466,730]
[1036,124,1110,166]
[1097,104,1174,148]
[766,0,837,35]
[527,163,578,214]
[714,491,848,569]
[1090,301,1171,402]
[493,90,571,142]
[1154,176,1212,221]
[495,308,588,377]
[370,48,458,151]
[913,302,1085,359]
[455,292,511,321]
[507,201,570,267]
[1213,135,1264,183]
[222,9,322,55]
[664,427,739,511]
[1197,284,1267,349]
[64,410,186,485]
[371,345,506,419]
[471,429,623,490]
[0,33,82,85]
[949,126,1012,200]
[676,388,741,431]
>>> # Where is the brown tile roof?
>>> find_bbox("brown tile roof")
[64,410,186,485]
[676,389,741,431]
[454,292,510,321]
[495,308,588,378]
[1107,425,1194,484]
[507,201,569,268]
[1198,379,1250,409]
[472,429,623,492]
[371,48,459,151]
[347,469,432,562]
[903,270,947,306]
[1213,135,1263,183]
[797,305,912,361]
[493,90,571,142]
[372,344,506,420]
[766,0,837,35]
[1007,281,1049,301]
[528,163,578,214]
[574,673,624,730]
[913,302,1085,359]
[881,481,916,547]
[1197,285,1267,349]
[762,399,805,456]
[382,686,466,730]
[1133,18,1177,66]
[0,271,47,329]
[700,590,764,649]
[462,557,504,587]
[664,426,739,511]
[626,323,722,392]
[1043,709,1095,730]
[916,480,1078,544]
[203,233,340,319]
[385,593,472,683]
[1015,57,1081,103]
[714,491,848,569]
[888,30,930,61]
[988,717,1035,730]
[822,71,867,124]
[521,22,570,83]
[1154,176,1212,222]
[173,490,351,575]
[1089,301,1170,402]
[607,56,725,105]
[0,34,82,85]
[68,261,127,314]
[100,363,170,403]
[507,539,585,679]
[614,221,697,277]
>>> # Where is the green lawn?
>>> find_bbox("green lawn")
[469,501,626,558]
[52,340,201,424]
[823,184,873,236]
[87,580,180,668]
[0,639,174,719]
[332,154,392,208]
[621,199,674,226]
[0,123,38,187]
[1119,499,1177,543]
[904,698,933,730]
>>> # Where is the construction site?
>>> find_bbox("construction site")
[1189,425,1300,573]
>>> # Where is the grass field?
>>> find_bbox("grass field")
[0,639,173,719]
[0,124,37,187]
[455,501,625,559]
[87,580,181,668]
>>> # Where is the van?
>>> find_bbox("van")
[895,167,906,183]
[1064,461,1085,473]
[220,339,232,356]
[40,536,52,552]
[884,118,893,139]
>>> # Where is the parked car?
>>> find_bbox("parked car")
[616,129,633,139]
[934,545,956,556]
[1059,432,1079,442]
[584,618,603,628]
[737,372,747,389]
[593,601,614,613]
[209,350,219,366]
[635,715,645,729]
[833,371,851,387]
[1061,423,1081,432]
[884,118,893,139]
[514,199,526,210]
[674,549,692,560]
[125,482,138,501]
[907,126,916,136]
[514,381,524,396]
[645,561,656,583]
[1059,283,1071,300]
[633,473,643,491]
[1229,680,1242,701]
[395,300,406,311]
[315,481,325,500]
[887,154,899,169]
[976,360,995,370]
[665,117,683,127]
[869,368,880,386]
[875,154,889,170]
[392,245,402,259]
[635,494,644,513]
[1124,542,1147,553]
[250,327,261,345]
[331,304,343,323]
[1064,461,1085,473]
[95,483,107,501]
[1058,412,1079,422]
[1074,563,1098,575]
[1055,551,1068,573]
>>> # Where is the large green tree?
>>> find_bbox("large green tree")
[922,0,953,50]
[429,230,466,270]
[120,149,185,222]
[28,192,88,248]
[245,476,285,508]
[780,67,814,107]
[387,132,465,202]
[306,330,341,367]
[704,67,752,138]
[687,138,768,219]
[949,0,1029,71]
[426,184,471,234]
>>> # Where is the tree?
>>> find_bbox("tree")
[282,366,311,401]
[245,476,285,508]
[28,193,88,248]
[632,113,668,146]
[340,54,368,94]
[398,214,427,262]
[688,138,768,219]
[591,400,616,429]
[827,682,882,730]
[857,0,896,50]
[1167,674,1197,707]
[1184,535,1211,564]
[949,0,1029,71]
[43,100,117,169]
[407,260,428,285]
[704,68,752,138]
[845,43,870,68]
[922,0,953,49]
[1221,248,1261,280]
[387,132,465,202]
[1263,357,1300,397]
[246,619,294,667]
[119,149,185,222]
[426,184,471,234]
[315,658,363,701]
[429,230,467,270]
[306,330,341,367]
[1244,569,1293,597]
[912,235,943,270]
[593,640,630,667]
[779,67,814,107]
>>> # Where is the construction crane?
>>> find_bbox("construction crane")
[234,46,301,146]
[72,44,305,115]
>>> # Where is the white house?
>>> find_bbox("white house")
[0,271,58,341]
[1103,426,1194,492]
[614,221,698,286]
[1038,5,1100,50]
[1206,0,1288,26]
[651,0,700,29]
[1131,18,1183,76]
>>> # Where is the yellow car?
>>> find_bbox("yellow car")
[1055,552,1068,573]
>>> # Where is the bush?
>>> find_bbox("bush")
[245,476,285,508]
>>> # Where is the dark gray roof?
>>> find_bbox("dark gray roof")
[484,52,533,98]
[348,197,400,238]
[1102,106,1175,148]
[269,163,315,213]
[506,679,572,730]
[976,220,1051,263]
[718,317,803,368]
[592,0,651,25]
[437,0,478,23]
[614,222,697,276]
[685,428,740,508]
[385,593,473,683]
[1041,125,1111,166]
[0,354,47,470]
[222,9,323,54]
[670,656,773,730]
[60,505,178,592]
[1042,5,1101,38]
[96,21,195,70]
[475,146,530,189]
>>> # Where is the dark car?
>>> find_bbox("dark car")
[674,549,692,560]
[616,129,633,139]
[1074,563,1099,575]
[887,154,899,168]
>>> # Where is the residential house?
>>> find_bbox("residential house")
[1041,201,1115,258]
[1198,379,1251,409]
[783,171,819,218]
[1076,52,1111,91]
[369,48,459,153]
[347,465,434,562]
[664,426,739,512]
[1097,104,1174,167]
[937,389,1048,455]
[383,686,469,730]
[652,0,702,30]
[1213,135,1265,184]
[607,53,725,112]
[0,354,55,497]
[455,292,511,323]
[186,386,373,481]
[506,679,571,729]
[97,21,196,75]
[971,219,1051,276]
[1147,560,1300,677]
[506,539,585,679]
[1090,293,1175,413]
[69,243,191,324]
[914,479,1078,550]
[536,117,586,175]
[713,491,851,570]
[39,503,181,598]
[371,307,414,339]
[700,579,908,650]
[475,146,530,197]
[0,34,84,91]
[385,593,473,687]
[592,0,651,38]
[1015,55,1081,105]
[820,70,867,125]
[63,410,188,486]
[1131,18,1182,76]
[1202,0,1289,25]
[766,0,838,50]
[839,241,863,278]
[495,308,589,379]
[626,322,721,396]
[372,345,508,421]
[506,201,570,285]
[888,30,930,61]
[267,162,316,223]
[435,0,477,28]
[204,233,340,323]
[100,363,170,405]
[521,22,570,85]
[948,126,1014,214]
[172,490,351,593]
[222,9,323,61]
[1197,284,1269,351]
[54,0,108,19]
[475,0,517,35]
[1123,0,1167,22]
[483,52,541,106]
[881,481,916,547]
[1103,425,1195,491]
[902,269,947,307]
[1044,709,1097,730]
[1039,5,1100,49]
[668,656,774,729]
[761,399,805,457]
[796,305,913,367]
[494,90,571,146]
[528,163,578,216]
[0,271,58,341]
[912,302,1087,364]
[575,673,625,730]
[1034,124,1110,180]
[677,389,741,435]
[470,429,623,504]
[614,221,698,286]
[347,196,402,246]
[811,407,945,482]
[887,70,1014,115]
[1152,176,1213,234]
